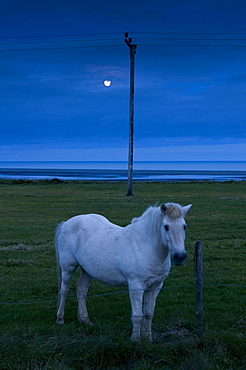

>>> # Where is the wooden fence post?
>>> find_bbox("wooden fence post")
[194,240,203,337]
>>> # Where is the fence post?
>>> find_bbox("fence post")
[194,240,203,337]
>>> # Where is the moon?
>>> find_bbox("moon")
[103,80,112,87]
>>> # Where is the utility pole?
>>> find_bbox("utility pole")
[125,33,137,196]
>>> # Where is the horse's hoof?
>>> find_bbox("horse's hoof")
[56,318,64,325]
[78,317,93,326]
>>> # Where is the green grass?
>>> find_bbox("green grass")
[0,180,245,369]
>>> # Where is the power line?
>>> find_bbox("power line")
[132,31,246,34]
[138,43,246,48]
[4,37,246,46]
[0,38,122,46]
[0,32,124,40]
[0,44,125,52]
[1,32,246,52]
[2,43,246,52]
[137,37,246,41]
[1,31,246,40]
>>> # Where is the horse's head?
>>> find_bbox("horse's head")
[160,203,192,266]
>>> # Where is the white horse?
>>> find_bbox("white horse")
[55,202,192,341]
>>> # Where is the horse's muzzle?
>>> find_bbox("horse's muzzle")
[173,252,188,266]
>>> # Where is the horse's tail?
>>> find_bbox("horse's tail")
[55,222,64,305]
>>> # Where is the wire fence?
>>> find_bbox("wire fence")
[0,283,245,305]
[1,241,245,338]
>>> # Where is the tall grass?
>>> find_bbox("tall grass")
[0,180,245,369]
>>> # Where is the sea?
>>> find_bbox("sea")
[0,161,246,182]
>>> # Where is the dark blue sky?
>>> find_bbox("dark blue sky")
[1,0,246,161]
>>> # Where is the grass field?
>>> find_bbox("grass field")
[0,180,245,369]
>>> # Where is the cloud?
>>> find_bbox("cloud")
[80,63,129,92]
[1,139,246,162]
[1,0,246,162]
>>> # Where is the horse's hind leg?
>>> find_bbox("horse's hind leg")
[76,268,93,325]
[57,266,76,324]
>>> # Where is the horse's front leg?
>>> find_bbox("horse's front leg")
[128,284,145,341]
[142,282,163,341]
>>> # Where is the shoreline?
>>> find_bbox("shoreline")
[1,167,246,182]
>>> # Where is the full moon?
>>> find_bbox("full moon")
[103,80,112,87]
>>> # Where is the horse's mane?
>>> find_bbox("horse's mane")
[131,206,162,228]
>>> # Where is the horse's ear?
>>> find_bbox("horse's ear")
[182,204,192,216]
[161,204,168,214]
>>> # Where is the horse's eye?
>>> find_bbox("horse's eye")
[164,225,169,231]
[183,225,187,230]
